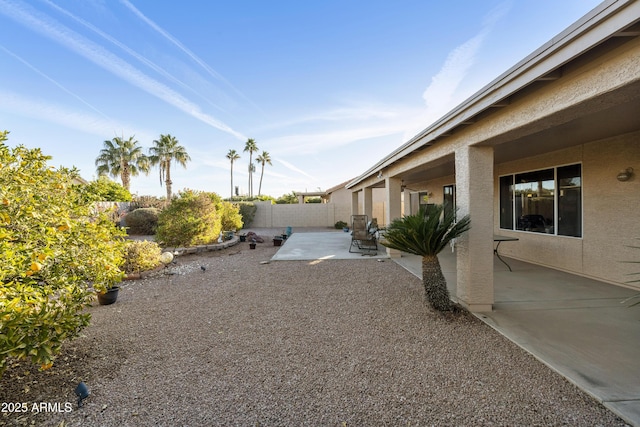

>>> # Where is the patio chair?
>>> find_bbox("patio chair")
[349,215,378,254]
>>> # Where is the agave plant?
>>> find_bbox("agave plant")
[381,204,470,311]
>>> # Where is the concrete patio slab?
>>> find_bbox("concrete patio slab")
[270,231,389,261]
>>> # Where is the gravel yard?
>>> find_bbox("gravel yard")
[0,240,627,426]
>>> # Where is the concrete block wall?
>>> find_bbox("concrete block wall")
[250,202,341,228]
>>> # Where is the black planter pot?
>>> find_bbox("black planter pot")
[239,234,246,242]
[97,286,119,305]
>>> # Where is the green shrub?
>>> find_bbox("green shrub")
[130,195,166,210]
[335,220,348,229]
[82,175,132,202]
[236,202,257,227]
[125,208,160,235]
[122,240,162,274]
[0,132,125,375]
[155,190,220,247]
[219,201,243,231]
[276,192,298,204]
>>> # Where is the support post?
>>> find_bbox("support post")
[455,146,494,312]
[385,176,403,258]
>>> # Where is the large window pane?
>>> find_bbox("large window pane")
[499,175,513,229]
[558,164,582,237]
[515,169,554,234]
[443,185,455,219]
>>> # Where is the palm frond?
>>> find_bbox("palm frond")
[381,204,470,257]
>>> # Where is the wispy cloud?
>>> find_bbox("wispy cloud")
[0,90,148,139]
[261,100,427,157]
[0,43,111,119]
[422,1,511,123]
[119,0,261,114]
[40,0,225,112]
[0,0,246,140]
[275,158,317,181]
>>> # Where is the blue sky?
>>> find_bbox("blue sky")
[0,0,603,198]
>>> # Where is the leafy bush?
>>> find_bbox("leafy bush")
[0,132,126,375]
[130,195,166,210]
[276,192,298,204]
[82,175,132,202]
[122,240,162,274]
[155,190,221,247]
[335,220,348,229]
[218,200,243,231]
[125,208,160,235]
[236,202,257,227]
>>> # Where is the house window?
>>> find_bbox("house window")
[500,164,582,237]
[443,184,456,218]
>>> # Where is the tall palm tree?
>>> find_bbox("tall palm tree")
[381,204,470,311]
[255,151,272,196]
[148,134,191,201]
[226,149,240,199]
[243,138,258,197]
[95,135,149,192]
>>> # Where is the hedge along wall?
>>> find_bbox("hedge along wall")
[251,201,350,228]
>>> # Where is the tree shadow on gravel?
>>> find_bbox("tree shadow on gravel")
[0,324,130,426]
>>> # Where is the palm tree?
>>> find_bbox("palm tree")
[381,204,470,311]
[226,149,240,199]
[255,151,272,196]
[243,138,258,197]
[95,135,149,192]
[148,134,191,201]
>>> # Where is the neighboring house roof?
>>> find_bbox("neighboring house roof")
[325,179,353,194]
[347,0,640,188]
[72,176,89,185]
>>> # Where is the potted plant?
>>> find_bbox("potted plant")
[273,236,284,246]
[97,286,120,305]
[335,220,349,232]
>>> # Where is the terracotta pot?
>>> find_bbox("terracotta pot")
[249,242,256,249]
[273,238,283,247]
[97,286,119,305]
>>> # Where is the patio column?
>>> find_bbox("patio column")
[363,187,373,219]
[351,190,359,215]
[403,189,411,216]
[454,145,494,312]
[385,176,402,258]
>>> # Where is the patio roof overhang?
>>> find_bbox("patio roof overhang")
[346,0,640,191]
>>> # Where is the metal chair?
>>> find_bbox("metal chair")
[349,215,378,254]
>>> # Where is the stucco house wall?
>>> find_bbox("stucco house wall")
[493,131,639,286]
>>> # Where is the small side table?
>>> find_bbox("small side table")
[493,235,519,271]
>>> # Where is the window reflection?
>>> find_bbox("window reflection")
[499,164,582,237]
[515,169,554,234]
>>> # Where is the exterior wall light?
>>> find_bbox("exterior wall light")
[616,167,634,182]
